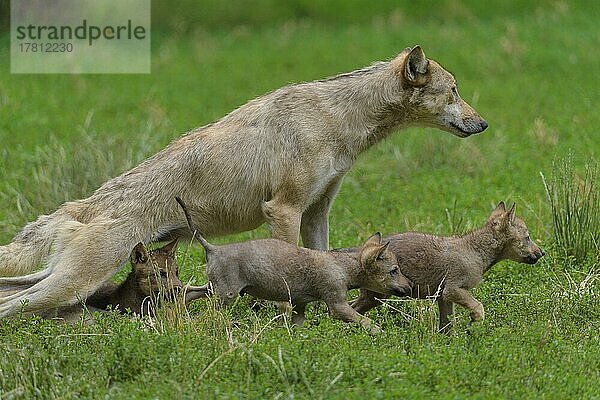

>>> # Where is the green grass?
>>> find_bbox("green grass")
[543,156,600,262]
[1,1,600,398]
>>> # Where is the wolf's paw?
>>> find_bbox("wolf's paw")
[368,324,382,335]
[470,303,485,322]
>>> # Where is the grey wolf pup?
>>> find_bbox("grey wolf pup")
[352,202,544,332]
[178,197,412,334]
[0,45,486,317]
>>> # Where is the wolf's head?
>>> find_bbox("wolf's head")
[392,46,488,138]
[487,202,545,264]
[130,239,183,299]
[359,232,412,297]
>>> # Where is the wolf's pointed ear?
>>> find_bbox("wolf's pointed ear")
[376,241,391,259]
[507,203,516,225]
[131,243,149,264]
[488,201,506,223]
[403,45,429,86]
[365,232,382,247]
[360,239,389,267]
[495,201,506,212]
[161,238,179,256]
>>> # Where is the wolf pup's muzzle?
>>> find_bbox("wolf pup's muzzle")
[525,248,545,264]
[393,282,413,297]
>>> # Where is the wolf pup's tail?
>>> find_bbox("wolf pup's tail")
[175,197,215,252]
[0,213,71,277]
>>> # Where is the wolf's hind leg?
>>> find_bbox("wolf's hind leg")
[0,213,71,277]
[0,217,141,317]
[0,268,53,293]
[437,297,454,333]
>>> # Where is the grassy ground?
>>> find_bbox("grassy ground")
[0,1,599,398]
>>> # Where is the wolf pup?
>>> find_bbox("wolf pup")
[178,197,411,334]
[0,45,486,317]
[40,239,183,322]
[85,239,183,314]
[352,202,544,332]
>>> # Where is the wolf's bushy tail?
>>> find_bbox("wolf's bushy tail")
[0,212,71,277]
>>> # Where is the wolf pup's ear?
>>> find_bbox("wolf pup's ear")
[494,201,506,212]
[131,243,149,264]
[365,232,382,247]
[403,45,429,86]
[488,201,506,223]
[376,241,391,260]
[361,241,391,269]
[507,203,517,225]
[161,238,179,256]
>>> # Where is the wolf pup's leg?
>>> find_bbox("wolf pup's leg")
[443,286,484,323]
[291,302,307,326]
[328,300,382,335]
[437,297,454,333]
[351,289,388,314]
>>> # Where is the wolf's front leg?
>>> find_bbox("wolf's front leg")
[0,258,125,317]
[443,286,484,322]
[328,301,382,334]
[350,289,388,314]
[300,177,343,250]
[291,302,307,326]
[261,200,302,245]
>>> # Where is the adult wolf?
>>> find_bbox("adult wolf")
[0,45,487,316]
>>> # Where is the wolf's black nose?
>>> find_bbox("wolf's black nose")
[479,120,488,131]
[402,285,413,296]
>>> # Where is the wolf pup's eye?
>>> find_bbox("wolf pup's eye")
[451,86,458,97]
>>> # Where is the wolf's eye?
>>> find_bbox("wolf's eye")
[160,270,167,278]
[390,267,399,276]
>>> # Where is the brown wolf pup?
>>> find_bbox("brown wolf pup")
[178,197,412,334]
[351,202,544,332]
[40,239,183,322]
[0,45,486,317]
[86,239,183,314]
